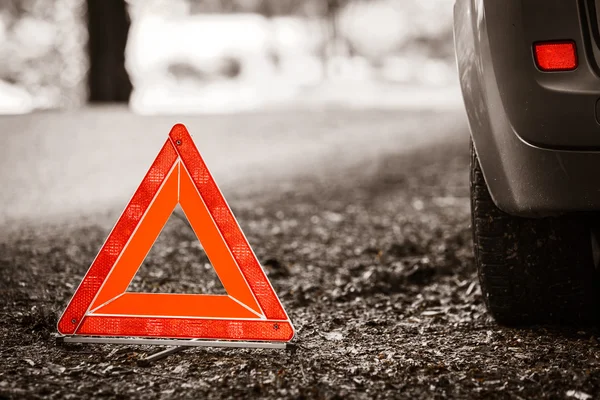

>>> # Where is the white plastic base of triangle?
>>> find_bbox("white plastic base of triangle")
[58,336,288,349]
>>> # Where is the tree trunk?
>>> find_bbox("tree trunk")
[86,0,132,102]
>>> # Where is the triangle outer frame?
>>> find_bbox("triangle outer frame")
[57,124,294,342]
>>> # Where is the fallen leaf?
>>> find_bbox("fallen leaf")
[566,390,592,400]
[322,331,344,341]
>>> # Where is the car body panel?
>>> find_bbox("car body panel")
[455,0,600,217]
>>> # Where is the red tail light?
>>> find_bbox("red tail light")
[533,41,577,71]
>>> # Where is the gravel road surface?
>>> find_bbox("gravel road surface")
[1,109,599,399]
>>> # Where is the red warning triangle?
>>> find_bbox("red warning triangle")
[57,124,294,342]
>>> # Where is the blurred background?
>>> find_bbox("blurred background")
[0,0,463,227]
[0,0,457,114]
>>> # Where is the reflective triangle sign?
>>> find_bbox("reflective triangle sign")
[57,124,294,342]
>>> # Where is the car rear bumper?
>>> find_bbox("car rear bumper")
[455,0,600,217]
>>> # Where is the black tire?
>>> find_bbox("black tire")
[470,141,600,325]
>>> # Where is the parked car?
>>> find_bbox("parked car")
[454,0,600,325]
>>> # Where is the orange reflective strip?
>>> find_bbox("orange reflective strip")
[90,162,179,309]
[77,316,294,342]
[57,140,178,335]
[93,293,257,319]
[179,163,262,315]
[169,125,288,321]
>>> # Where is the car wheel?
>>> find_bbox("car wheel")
[470,141,600,325]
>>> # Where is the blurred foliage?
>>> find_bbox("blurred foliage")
[130,0,454,61]
[0,0,88,108]
[187,0,454,59]
[0,0,453,109]
[185,0,339,16]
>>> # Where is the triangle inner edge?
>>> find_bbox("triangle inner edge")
[86,159,264,319]
[125,204,227,296]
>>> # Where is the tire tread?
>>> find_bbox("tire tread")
[470,142,599,325]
